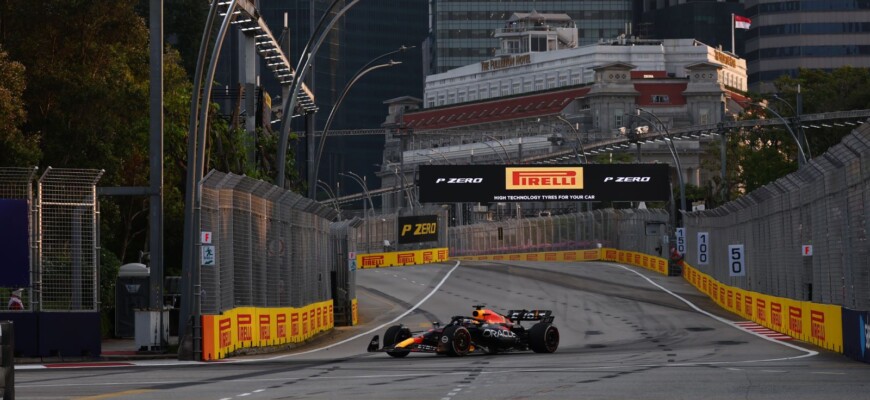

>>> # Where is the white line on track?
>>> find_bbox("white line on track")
[609,264,818,362]
[231,260,463,362]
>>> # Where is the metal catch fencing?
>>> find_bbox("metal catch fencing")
[449,208,670,257]
[349,205,450,254]
[198,171,339,315]
[0,167,103,312]
[683,120,870,310]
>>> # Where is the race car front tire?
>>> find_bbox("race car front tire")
[528,323,559,353]
[442,325,472,356]
[384,325,412,358]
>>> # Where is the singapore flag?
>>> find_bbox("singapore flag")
[735,15,751,30]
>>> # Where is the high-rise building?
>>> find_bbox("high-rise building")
[428,0,634,74]
[635,0,747,57]
[745,0,870,92]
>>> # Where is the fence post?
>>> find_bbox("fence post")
[1,320,14,400]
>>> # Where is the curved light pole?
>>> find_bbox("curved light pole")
[277,0,362,188]
[555,115,588,164]
[744,101,808,166]
[339,172,375,215]
[309,56,407,198]
[772,93,811,160]
[483,135,510,163]
[316,179,341,218]
[635,108,686,224]
[340,171,374,253]
[179,0,239,360]
[385,162,417,210]
[479,140,507,164]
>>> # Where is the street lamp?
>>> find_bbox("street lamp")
[339,172,375,215]
[483,135,510,163]
[772,92,811,160]
[316,179,341,218]
[309,46,413,198]
[555,115,588,164]
[743,101,808,166]
[634,108,687,225]
[276,0,362,188]
[340,171,374,252]
[385,162,417,210]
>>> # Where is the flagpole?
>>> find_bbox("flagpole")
[731,13,735,54]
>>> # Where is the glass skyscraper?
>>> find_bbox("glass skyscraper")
[429,0,634,74]
[745,0,870,92]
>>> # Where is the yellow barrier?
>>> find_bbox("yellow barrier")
[683,264,842,353]
[454,248,671,276]
[352,298,359,326]
[201,299,335,361]
[454,248,602,263]
[356,247,449,269]
[601,248,670,276]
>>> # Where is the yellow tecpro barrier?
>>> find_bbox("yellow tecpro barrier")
[454,248,603,263]
[356,247,449,269]
[600,248,670,276]
[351,298,359,326]
[201,299,334,361]
[453,248,671,276]
[683,264,843,353]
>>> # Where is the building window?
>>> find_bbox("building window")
[651,95,670,104]
[699,108,709,125]
[613,109,624,129]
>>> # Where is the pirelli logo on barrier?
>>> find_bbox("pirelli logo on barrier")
[789,306,803,334]
[505,167,583,190]
[238,314,253,342]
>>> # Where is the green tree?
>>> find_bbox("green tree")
[0,1,197,271]
[774,67,870,158]
[0,45,40,165]
[696,66,870,205]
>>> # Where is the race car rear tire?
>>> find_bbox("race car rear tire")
[528,323,559,353]
[384,325,411,358]
[442,325,471,356]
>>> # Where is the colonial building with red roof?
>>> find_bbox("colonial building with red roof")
[378,12,749,216]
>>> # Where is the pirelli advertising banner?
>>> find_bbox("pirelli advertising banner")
[418,164,670,203]
[397,215,439,244]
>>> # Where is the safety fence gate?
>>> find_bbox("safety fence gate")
[0,167,104,357]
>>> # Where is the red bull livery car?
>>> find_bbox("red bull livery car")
[367,305,559,357]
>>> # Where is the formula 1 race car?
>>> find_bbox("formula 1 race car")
[367,305,559,357]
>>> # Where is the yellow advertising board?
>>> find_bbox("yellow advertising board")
[356,247,449,269]
[452,248,670,276]
[201,299,334,361]
[682,263,842,353]
[454,248,602,263]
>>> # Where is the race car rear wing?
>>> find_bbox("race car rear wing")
[507,309,554,324]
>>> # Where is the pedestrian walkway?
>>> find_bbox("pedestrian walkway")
[735,321,794,341]
[15,337,177,366]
